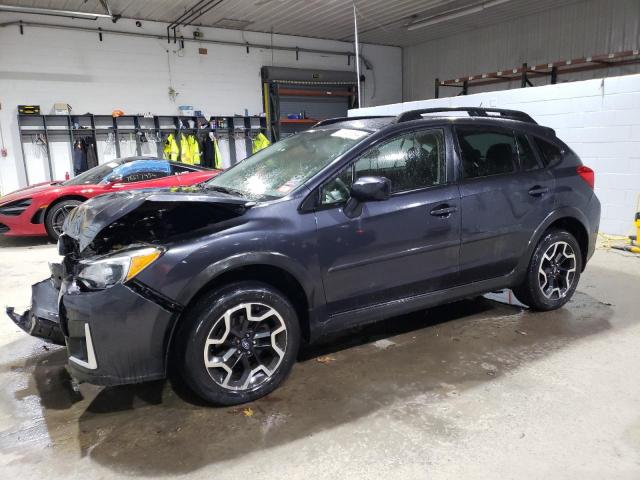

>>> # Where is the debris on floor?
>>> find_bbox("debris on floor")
[316,355,337,365]
[242,407,254,417]
[372,339,396,350]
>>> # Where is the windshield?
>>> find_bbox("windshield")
[204,128,370,201]
[62,160,123,186]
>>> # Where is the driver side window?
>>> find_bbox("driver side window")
[320,128,445,206]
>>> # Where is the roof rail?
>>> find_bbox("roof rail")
[313,116,391,127]
[395,107,537,125]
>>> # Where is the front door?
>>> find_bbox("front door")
[315,128,461,315]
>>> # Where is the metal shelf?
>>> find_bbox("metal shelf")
[278,88,355,98]
[435,49,640,97]
[279,118,320,125]
[262,66,358,141]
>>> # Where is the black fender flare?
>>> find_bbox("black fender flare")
[174,251,318,310]
[163,251,321,371]
[513,206,591,279]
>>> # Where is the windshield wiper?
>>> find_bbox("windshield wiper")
[204,184,247,198]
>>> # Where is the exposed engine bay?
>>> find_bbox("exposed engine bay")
[60,189,253,257]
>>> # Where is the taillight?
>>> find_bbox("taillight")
[577,165,594,189]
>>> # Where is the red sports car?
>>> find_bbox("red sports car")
[0,157,220,241]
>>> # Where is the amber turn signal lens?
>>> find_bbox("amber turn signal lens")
[126,249,162,281]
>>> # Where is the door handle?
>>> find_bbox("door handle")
[430,205,457,217]
[528,185,549,197]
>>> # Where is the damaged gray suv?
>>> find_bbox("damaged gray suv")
[8,108,600,405]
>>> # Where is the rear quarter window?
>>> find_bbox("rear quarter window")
[533,137,563,166]
[516,134,542,170]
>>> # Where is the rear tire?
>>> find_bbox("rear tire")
[513,229,582,311]
[175,281,301,406]
[45,199,82,241]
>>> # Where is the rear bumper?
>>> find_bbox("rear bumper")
[7,272,179,386]
[585,193,601,264]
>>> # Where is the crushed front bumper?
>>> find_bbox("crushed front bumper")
[6,278,65,346]
[7,266,181,386]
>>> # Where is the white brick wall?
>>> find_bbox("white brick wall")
[350,73,640,236]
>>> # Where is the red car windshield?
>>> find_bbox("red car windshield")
[62,161,123,186]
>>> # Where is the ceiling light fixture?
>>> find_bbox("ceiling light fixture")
[407,0,511,31]
[0,4,113,20]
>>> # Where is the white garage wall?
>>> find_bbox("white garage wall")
[403,0,640,101]
[349,73,640,236]
[0,13,402,195]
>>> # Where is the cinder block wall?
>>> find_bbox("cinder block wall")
[350,73,640,236]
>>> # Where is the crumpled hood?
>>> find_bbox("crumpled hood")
[63,188,253,252]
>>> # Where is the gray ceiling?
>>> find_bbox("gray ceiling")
[1,0,583,46]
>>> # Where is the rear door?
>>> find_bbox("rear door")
[315,127,461,315]
[455,126,555,283]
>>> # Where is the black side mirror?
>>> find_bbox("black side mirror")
[106,174,122,184]
[344,176,391,218]
[351,176,391,201]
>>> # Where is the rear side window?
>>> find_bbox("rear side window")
[456,129,516,179]
[533,138,563,166]
[516,134,542,170]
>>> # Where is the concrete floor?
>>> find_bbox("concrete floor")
[0,236,639,479]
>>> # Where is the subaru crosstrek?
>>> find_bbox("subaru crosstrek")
[8,108,600,405]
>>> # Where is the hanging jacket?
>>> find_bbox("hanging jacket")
[202,134,223,169]
[252,132,271,154]
[180,133,191,164]
[163,134,179,161]
[187,135,201,165]
[72,141,88,175]
[85,138,99,169]
[213,137,221,169]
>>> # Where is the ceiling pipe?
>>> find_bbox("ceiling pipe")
[99,0,113,17]
[0,20,373,68]
[407,0,511,30]
[353,2,362,109]
[0,4,113,20]
[167,0,224,43]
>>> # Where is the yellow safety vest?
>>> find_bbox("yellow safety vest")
[179,134,191,164]
[213,136,222,169]
[163,134,179,161]
[252,132,271,154]
[188,135,201,165]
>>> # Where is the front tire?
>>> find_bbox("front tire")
[45,199,82,241]
[513,229,582,311]
[176,281,301,406]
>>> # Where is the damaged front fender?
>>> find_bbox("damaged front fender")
[61,188,254,255]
